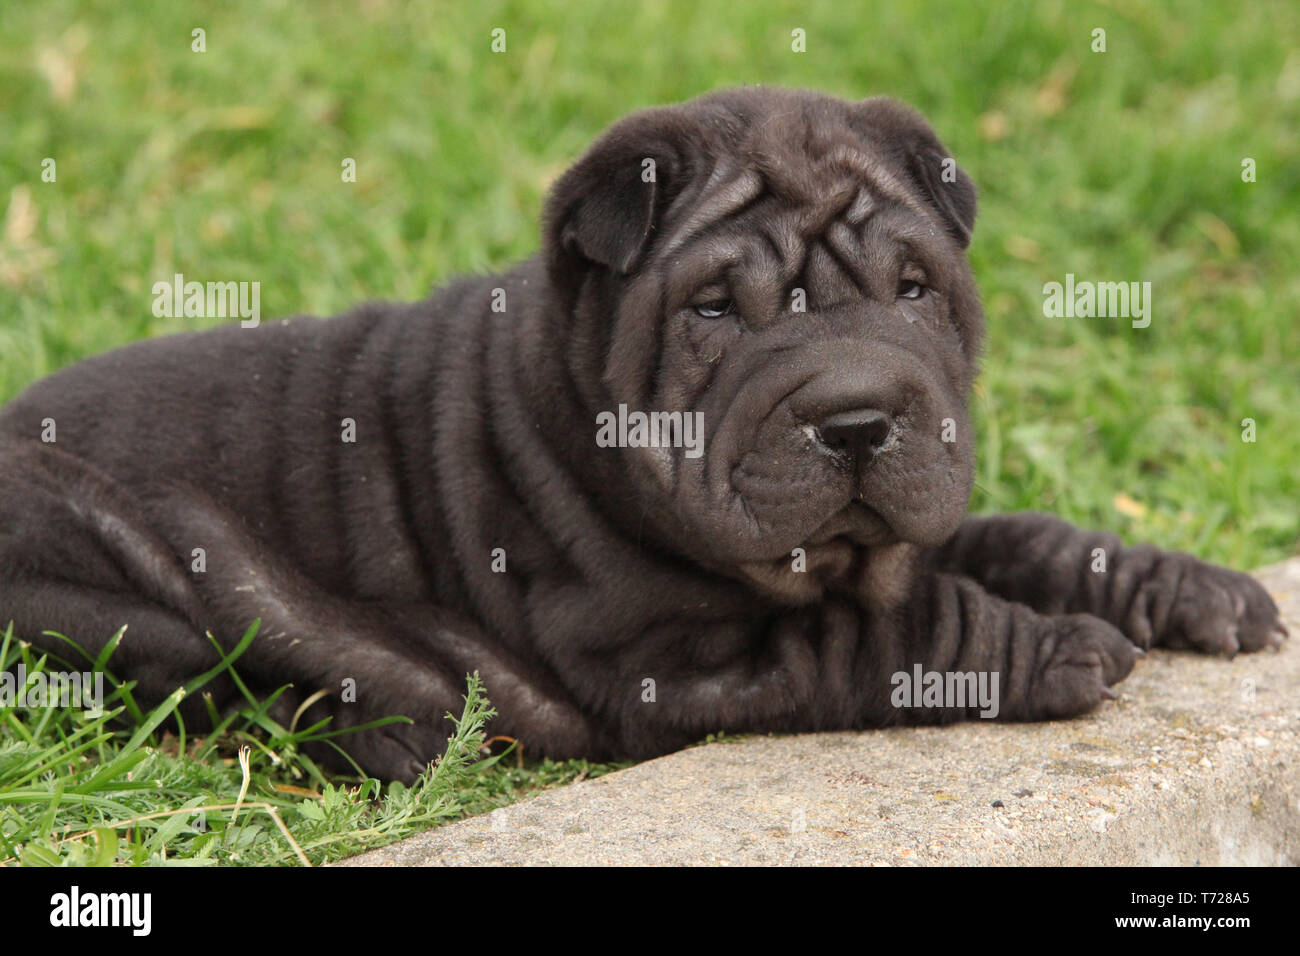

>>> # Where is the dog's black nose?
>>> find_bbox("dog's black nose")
[817,408,894,458]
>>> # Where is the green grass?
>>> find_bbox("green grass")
[0,622,616,865]
[1,0,1297,863]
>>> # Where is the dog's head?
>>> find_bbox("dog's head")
[542,87,981,599]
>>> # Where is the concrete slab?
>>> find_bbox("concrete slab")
[339,559,1300,866]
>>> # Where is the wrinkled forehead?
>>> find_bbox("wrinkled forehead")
[655,112,945,294]
[744,106,928,216]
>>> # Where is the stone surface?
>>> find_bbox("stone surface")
[340,559,1300,866]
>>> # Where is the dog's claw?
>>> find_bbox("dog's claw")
[1099,685,1118,701]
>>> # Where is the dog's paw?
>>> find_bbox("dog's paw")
[1124,553,1286,657]
[338,722,445,784]
[1023,613,1140,720]
[280,679,459,783]
[329,692,467,783]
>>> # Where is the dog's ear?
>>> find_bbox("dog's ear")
[544,111,687,277]
[854,97,977,248]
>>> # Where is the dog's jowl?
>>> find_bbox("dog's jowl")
[0,88,1284,781]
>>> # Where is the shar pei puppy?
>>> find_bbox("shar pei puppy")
[0,87,1285,781]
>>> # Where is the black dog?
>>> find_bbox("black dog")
[0,88,1284,781]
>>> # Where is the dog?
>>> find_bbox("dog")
[0,87,1285,781]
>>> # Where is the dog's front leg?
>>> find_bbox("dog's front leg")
[861,568,1144,725]
[935,511,1285,654]
[608,570,1141,751]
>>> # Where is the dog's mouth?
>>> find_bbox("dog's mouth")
[732,500,898,599]
[806,500,897,549]
[792,501,898,581]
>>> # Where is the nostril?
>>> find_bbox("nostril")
[817,408,894,456]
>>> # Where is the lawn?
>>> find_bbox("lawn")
[0,0,1296,864]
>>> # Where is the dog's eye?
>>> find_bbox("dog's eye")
[897,281,926,300]
[694,299,735,318]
